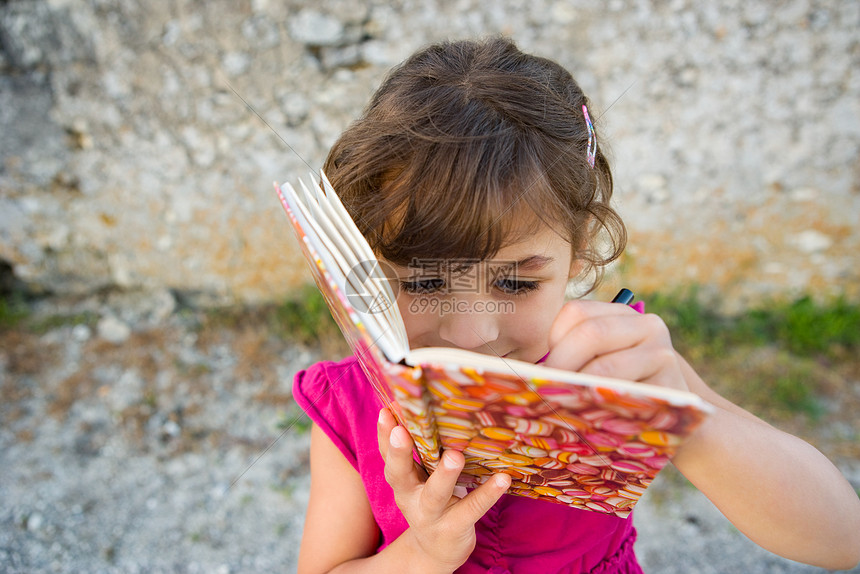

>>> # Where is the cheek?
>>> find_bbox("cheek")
[397,296,436,339]
[506,291,566,340]
[513,308,555,341]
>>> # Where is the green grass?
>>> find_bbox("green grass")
[198,284,339,345]
[644,289,859,419]
[0,293,29,330]
[644,288,727,354]
[276,404,312,435]
[763,296,860,356]
[28,310,99,334]
[771,370,823,419]
[1,292,99,333]
[268,285,340,346]
[726,353,828,421]
[645,289,860,359]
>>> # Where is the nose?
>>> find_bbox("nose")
[437,297,500,351]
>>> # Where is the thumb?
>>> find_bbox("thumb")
[450,473,511,527]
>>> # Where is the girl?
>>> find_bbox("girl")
[293,37,860,573]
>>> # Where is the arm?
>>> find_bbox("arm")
[297,423,381,573]
[544,300,860,570]
[673,356,860,570]
[298,423,438,574]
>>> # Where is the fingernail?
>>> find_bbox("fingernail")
[389,427,403,448]
[443,452,459,470]
[378,410,385,425]
[494,474,510,488]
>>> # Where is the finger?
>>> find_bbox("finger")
[420,450,466,515]
[545,312,671,373]
[448,473,511,529]
[378,408,430,478]
[377,407,397,460]
[548,300,636,349]
[382,424,424,496]
[578,346,687,390]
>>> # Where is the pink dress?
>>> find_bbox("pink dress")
[294,356,643,573]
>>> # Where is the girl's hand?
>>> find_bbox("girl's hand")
[543,300,689,391]
[377,408,511,573]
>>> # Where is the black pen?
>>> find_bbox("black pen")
[611,288,635,305]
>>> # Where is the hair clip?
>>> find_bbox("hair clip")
[582,104,596,168]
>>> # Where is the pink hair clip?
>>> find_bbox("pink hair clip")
[582,104,596,168]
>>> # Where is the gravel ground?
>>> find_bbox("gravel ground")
[1,290,858,573]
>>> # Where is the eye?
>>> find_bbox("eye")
[400,278,446,294]
[494,278,539,295]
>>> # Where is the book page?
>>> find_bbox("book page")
[277,176,409,362]
[316,172,408,347]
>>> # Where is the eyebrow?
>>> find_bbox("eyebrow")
[503,255,555,272]
[401,255,555,274]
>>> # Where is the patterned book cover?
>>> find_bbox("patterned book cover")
[276,175,712,517]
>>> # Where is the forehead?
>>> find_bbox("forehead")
[490,224,572,264]
[400,224,572,273]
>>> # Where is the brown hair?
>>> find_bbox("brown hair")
[323,37,626,289]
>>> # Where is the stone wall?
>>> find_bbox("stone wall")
[1,0,858,308]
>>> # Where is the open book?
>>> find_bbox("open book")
[276,172,712,518]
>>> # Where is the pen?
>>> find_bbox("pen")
[611,288,635,305]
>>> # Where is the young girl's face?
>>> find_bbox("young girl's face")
[389,224,577,363]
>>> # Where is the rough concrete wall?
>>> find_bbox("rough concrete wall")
[1,0,858,308]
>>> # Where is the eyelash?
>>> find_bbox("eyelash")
[399,278,540,296]
[495,278,540,296]
[400,278,446,294]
